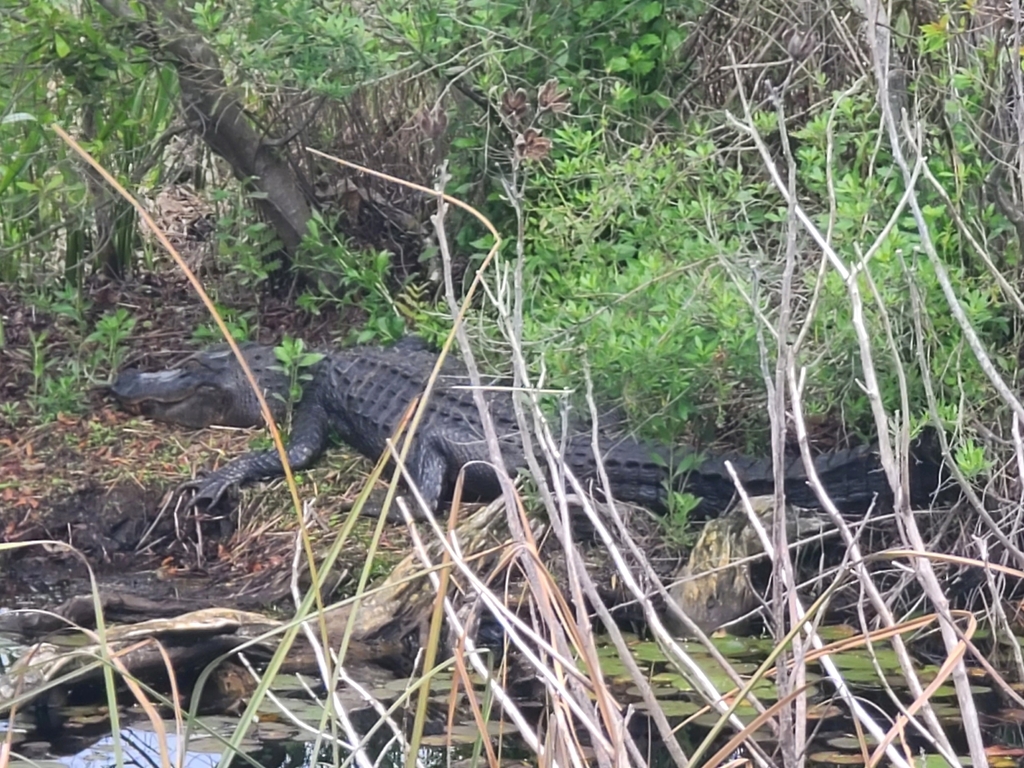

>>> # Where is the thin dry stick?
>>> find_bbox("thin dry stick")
[766,59,808,767]
[289,519,382,768]
[393,495,544,753]
[501,166,639,766]
[428,178,616,767]
[899,253,1024,571]
[533,421,777,768]
[307,148,555,763]
[791,78,867,359]
[787,355,959,763]
[578,373,692,768]
[725,87,963,766]
[50,125,327,623]
[471,162,630,765]
[866,613,976,768]
[863,3,994,763]
[919,164,1024,314]
[315,147,602,765]
[979,536,1024,681]
[721,460,926,765]
[51,127,341,758]
[391,482,618,759]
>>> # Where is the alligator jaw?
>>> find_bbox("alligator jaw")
[111,367,242,429]
[111,345,294,429]
[112,368,192,404]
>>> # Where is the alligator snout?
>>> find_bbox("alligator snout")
[111,368,188,406]
[110,346,287,429]
[110,367,228,428]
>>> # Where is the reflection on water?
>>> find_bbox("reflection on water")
[49,727,236,768]
[1,619,520,768]
[5,705,494,768]
[9,624,1024,768]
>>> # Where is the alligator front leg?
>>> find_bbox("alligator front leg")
[403,443,448,515]
[182,403,331,507]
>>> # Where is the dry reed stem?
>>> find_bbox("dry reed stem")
[862,2,993,763]
[430,167,631,767]
[51,124,355,768]
[722,50,976,768]
[536,420,776,768]
[394,495,543,752]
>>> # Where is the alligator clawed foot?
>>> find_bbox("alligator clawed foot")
[175,473,234,509]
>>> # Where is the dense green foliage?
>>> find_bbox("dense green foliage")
[513,93,1018,451]
[1,0,1020,487]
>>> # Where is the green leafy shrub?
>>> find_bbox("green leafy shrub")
[503,90,1018,454]
[273,336,325,428]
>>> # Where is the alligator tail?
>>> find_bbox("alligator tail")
[562,436,944,518]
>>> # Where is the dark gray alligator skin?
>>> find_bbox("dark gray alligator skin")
[112,341,943,516]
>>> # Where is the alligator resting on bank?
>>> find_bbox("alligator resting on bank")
[111,340,944,517]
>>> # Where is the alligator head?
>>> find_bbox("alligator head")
[111,344,290,429]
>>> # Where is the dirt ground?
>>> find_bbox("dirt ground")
[0,276,407,612]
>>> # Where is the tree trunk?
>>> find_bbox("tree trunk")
[95,0,313,258]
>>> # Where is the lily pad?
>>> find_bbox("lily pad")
[711,637,752,656]
[806,702,843,720]
[911,754,971,767]
[624,685,680,699]
[814,625,857,641]
[826,734,877,750]
[808,750,865,764]
[632,642,669,663]
[691,706,759,729]
[829,649,900,673]
[650,671,687,684]
[830,668,887,685]
[634,699,702,717]
[600,659,628,677]
[661,673,695,693]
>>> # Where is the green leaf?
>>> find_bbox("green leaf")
[651,91,675,109]
[640,2,662,22]
[1,113,37,126]
[607,56,630,73]
[54,33,70,58]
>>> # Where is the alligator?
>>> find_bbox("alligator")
[111,340,943,517]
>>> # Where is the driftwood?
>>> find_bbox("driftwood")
[0,608,279,717]
[666,497,833,634]
[0,497,533,717]
[1,491,831,720]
